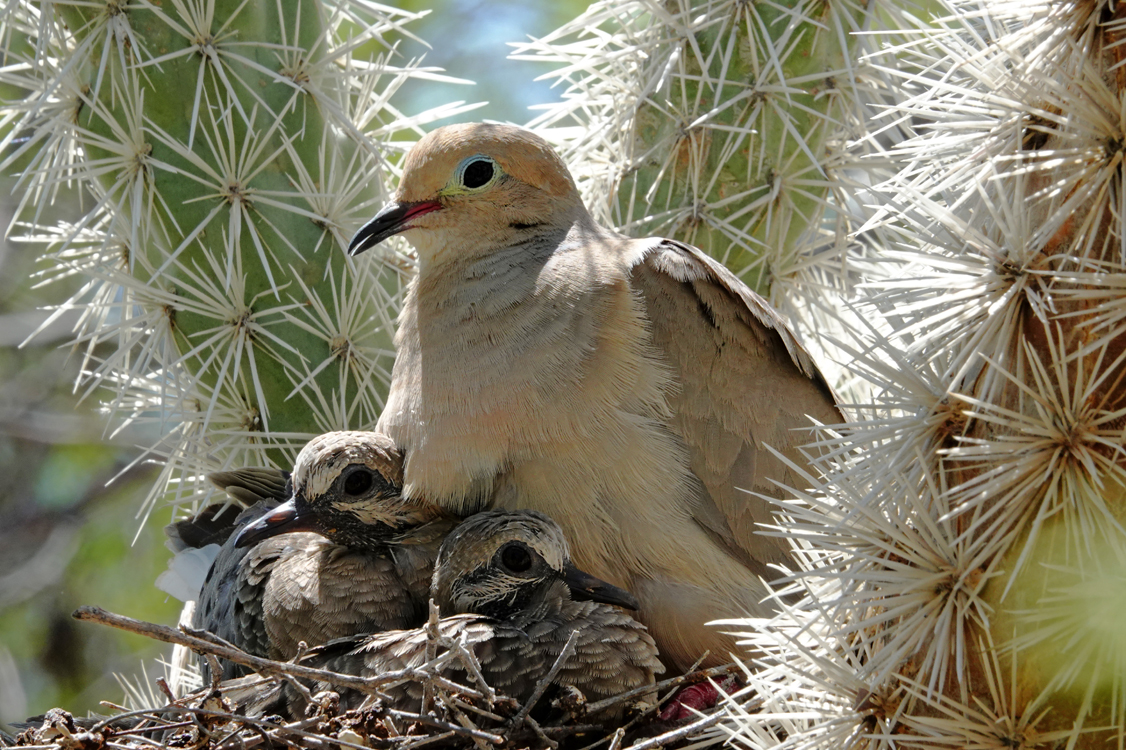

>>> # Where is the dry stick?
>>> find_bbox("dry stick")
[519,723,604,739]
[421,601,441,717]
[523,715,558,750]
[374,672,486,706]
[385,709,504,745]
[88,707,182,733]
[626,711,729,750]
[446,696,504,723]
[205,654,223,692]
[584,663,742,716]
[73,606,445,697]
[400,730,457,750]
[624,696,763,750]
[577,662,744,750]
[507,629,579,729]
[166,708,377,750]
[449,706,494,750]
[110,721,198,737]
[442,635,496,704]
[418,674,486,701]
[95,705,358,750]
[212,717,327,750]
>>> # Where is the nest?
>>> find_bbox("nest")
[3,607,747,750]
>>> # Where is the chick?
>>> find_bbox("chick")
[190,431,455,679]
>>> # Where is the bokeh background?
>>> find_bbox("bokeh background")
[0,0,584,725]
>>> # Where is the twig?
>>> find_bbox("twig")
[531,724,604,737]
[72,606,454,698]
[88,708,178,733]
[418,673,486,701]
[523,715,558,750]
[584,663,741,716]
[445,697,503,723]
[109,722,196,737]
[508,629,579,729]
[449,705,492,750]
[156,708,380,750]
[205,654,223,692]
[421,601,440,717]
[281,670,317,707]
[623,699,761,750]
[155,677,176,702]
[399,730,456,750]
[443,634,495,704]
[385,709,504,744]
[107,735,165,750]
[211,717,325,750]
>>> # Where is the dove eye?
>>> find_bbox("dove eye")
[342,468,374,497]
[498,542,533,573]
[457,156,498,191]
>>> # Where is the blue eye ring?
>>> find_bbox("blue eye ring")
[456,155,500,191]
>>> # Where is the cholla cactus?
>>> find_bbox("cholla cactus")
[708,1,1126,748]
[7,0,1124,741]
[0,1,474,521]
[515,0,886,315]
[522,0,1123,746]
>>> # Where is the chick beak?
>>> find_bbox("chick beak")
[347,200,443,256]
[233,499,319,548]
[562,562,640,610]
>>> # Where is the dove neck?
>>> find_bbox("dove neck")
[412,207,599,277]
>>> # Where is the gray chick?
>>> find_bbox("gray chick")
[189,431,457,680]
[294,509,664,715]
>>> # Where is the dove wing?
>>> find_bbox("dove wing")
[525,603,663,702]
[629,239,842,573]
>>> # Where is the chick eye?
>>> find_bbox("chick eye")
[461,158,495,190]
[342,468,373,497]
[499,542,533,573]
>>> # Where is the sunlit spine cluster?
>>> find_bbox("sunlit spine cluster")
[525,0,1125,746]
[4,0,1124,740]
[0,1,472,523]
[517,0,893,332]
[713,1,1123,747]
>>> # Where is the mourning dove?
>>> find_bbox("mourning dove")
[293,509,663,715]
[349,122,843,671]
[191,431,456,680]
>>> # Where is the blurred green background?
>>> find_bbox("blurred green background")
[0,0,584,727]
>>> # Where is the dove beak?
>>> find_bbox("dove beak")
[562,562,640,610]
[234,499,318,548]
[347,200,443,256]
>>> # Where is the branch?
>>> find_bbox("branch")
[73,606,455,698]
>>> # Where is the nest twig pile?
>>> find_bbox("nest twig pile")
[3,608,746,750]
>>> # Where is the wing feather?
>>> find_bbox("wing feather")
[630,239,842,569]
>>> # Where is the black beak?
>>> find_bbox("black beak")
[347,200,443,256]
[562,562,640,610]
[234,499,319,548]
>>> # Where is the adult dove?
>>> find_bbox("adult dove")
[290,509,662,715]
[349,122,842,670]
[191,431,455,679]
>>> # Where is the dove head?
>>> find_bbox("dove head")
[347,123,586,266]
[234,431,449,551]
[432,510,639,620]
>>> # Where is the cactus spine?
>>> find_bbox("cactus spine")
[516,0,874,306]
[0,1,470,519]
[527,0,1124,747]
